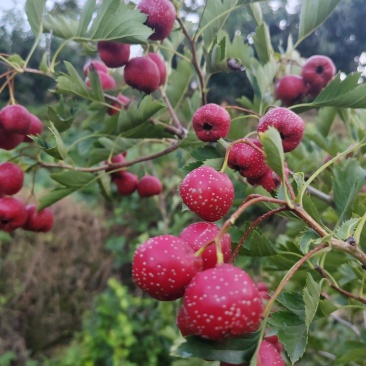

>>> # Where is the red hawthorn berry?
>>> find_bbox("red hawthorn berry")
[83,60,109,76]
[107,94,130,116]
[85,71,116,90]
[97,41,130,68]
[228,139,267,180]
[176,305,194,337]
[301,55,336,97]
[113,171,138,196]
[0,196,27,232]
[275,75,306,106]
[137,175,163,197]
[132,235,202,301]
[0,162,24,196]
[247,168,281,192]
[264,335,284,353]
[0,128,24,150]
[183,263,263,340]
[124,56,160,94]
[147,53,167,86]
[105,153,126,178]
[179,166,234,222]
[0,105,31,135]
[258,340,285,366]
[257,107,304,153]
[22,204,54,232]
[137,0,176,41]
[179,221,232,270]
[192,103,231,142]
[24,114,43,142]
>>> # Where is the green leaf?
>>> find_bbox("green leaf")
[118,96,165,133]
[299,229,320,254]
[276,292,305,316]
[44,0,152,43]
[166,58,194,109]
[56,61,96,101]
[87,68,105,102]
[335,218,360,241]
[247,3,263,25]
[172,333,260,364]
[44,14,79,40]
[50,171,95,188]
[268,312,307,364]
[259,126,284,179]
[303,273,321,330]
[198,0,237,46]
[335,343,366,365]
[76,0,96,37]
[39,187,78,210]
[248,58,278,99]
[333,159,366,223]
[191,146,221,161]
[48,106,74,133]
[315,107,337,137]
[243,230,278,257]
[252,23,273,64]
[293,73,366,111]
[297,0,341,46]
[87,0,151,43]
[26,0,46,36]
[48,123,67,160]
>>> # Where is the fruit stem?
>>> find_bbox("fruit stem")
[225,105,261,118]
[176,17,207,105]
[230,206,288,263]
[315,266,366,305]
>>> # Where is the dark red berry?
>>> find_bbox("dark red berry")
[192,103,231,142]
[257,107,304,153]
[179,166,234,222]
[179,222,232,270]
[132,235,202,301]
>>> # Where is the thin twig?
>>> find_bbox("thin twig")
[315,266,366,305]
[176,16,207,105]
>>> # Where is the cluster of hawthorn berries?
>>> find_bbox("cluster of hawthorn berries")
[276,55,336,106]
[0,105,53,233]
[83,0,174,97]
[105,152,163,198]
[191,103,304,192]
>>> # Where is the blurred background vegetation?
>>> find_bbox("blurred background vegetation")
[0,0,365,365]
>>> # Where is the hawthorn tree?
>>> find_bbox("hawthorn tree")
[1,0,366,365]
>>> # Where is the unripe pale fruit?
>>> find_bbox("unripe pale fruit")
[0,197,27,232]
[301,55,336,97]
[132,234,202,300]
[147,53,167,86]
[179,222,232,270]
[275,75,306,106]
[85,71,116,90]
[183,263,263,340]
[257,107,304,152]
[228,139,267,180]
[124,57,160,94]
[22,204,54,232]
[107,94,130,116]
[83,60,109,76]
[113,171,138,196]
[0,128,24,150]
[0,105,31,134]
[97,41,130,68]
[179,166,234,222]
[192,103,231,142]
[137,175,163,197]
[137,0,176,41]
[24,114,43,142]
[0,162,24,195]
